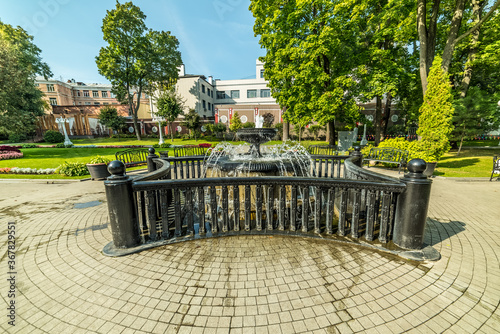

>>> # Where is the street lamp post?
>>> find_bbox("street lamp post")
[55,117,73,146]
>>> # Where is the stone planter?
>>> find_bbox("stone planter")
[423,162,437,177]
[86,163,111,181]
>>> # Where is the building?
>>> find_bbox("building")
[35,77,152,137]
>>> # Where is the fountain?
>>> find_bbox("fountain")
[204,116,311,177]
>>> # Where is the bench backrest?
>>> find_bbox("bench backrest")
[494,156,500,172]
[308,145,338,156]
[115,148,149,166]
[367,147,408,162]
[174,146,208,157]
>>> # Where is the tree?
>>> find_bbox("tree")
[417,57,455,162]
[96,1,182,140]
[452,87,500,153]
[229,111,243,132]
[156,88,184,142]
[98,106,126,138]
[0,22,51,138]
[181,109,200,141]
[251,0,361,146]
[417,0,500,95]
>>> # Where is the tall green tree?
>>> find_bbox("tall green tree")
[417,0,500,95]
[229,111,243,132]
[452,87,500,153]
[417,56,455,162]
[156,88,185,142]
[96,1,182,140]
[251,0,362,146]
[0,21,51,138]
[181,109,201,141]
[98,106,126,138]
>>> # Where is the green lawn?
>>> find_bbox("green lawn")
[434,148,500,177]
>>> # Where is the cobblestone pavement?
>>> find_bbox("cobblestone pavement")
[0,174,499,334]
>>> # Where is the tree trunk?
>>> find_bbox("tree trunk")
[418,0,440,95]
[283,121,290,142]
[382,92,392,138]
[374,96,383,146]
[441,0,467,73]
[460,0,484,98]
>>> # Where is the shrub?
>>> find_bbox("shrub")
[198,143,212,148]
[378,138,436,162]
[21,144,38,148]
[152,143,171,148]
[55,143,73,148]
[8,133,27,143]
[242,122,255,129]
[44,130,65,143]
[56,162,89,176]
[88,156,111,164]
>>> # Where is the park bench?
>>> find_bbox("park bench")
[490,155,500,181]
[173,146,209,157]
[308,145,338,156]
[115,148,153,168]
[363,147,408,173]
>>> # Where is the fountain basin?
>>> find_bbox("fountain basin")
[236,128,277,157]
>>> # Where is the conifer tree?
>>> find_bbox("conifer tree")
[417,56,454,162]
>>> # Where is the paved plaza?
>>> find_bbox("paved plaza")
[1,172,499,333]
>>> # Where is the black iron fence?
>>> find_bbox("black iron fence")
[103,148,434,259]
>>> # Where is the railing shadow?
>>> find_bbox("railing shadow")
[425,219,466,247]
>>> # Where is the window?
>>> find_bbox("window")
[47,84,55,92]
[207,88,210,96]
[35,83,39,87]
[208,102,211,111]
[201,85,205,94]
[260,89,271,98]
[247,90,257,98]
[216,91,227,99]
[102,91,108,98]
[260,69,264,78]
[92,91,99,97]
[211,90,213,98]
[110,92,115,98]
[49,98,57,105]
[231,90,240,99]
[103,102,109,105]
[83,90,89,97]
[85,102,91,105]
[94,102,100,105]
[203,100,206,110]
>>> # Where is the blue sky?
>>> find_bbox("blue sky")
[0,0,264,83]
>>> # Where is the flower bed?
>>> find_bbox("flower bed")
[0,146,23,160]
[0,167,56,174]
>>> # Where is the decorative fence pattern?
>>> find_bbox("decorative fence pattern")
[103,148,434,258]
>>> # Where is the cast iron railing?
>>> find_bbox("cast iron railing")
[103,147,433,258]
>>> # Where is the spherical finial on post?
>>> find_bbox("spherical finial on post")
[407,158,426,173]
[107,160,126,180]
[353,146,361,152]
[148,147,156,155]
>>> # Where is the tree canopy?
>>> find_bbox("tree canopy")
[0,21,51,139]
[156,88,185,142]
[96,1,182,140]
[98,106,126,137]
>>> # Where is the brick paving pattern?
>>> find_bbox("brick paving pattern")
[0,174,499,333]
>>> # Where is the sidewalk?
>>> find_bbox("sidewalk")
[1,173,499,333]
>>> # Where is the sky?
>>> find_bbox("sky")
[0,0,265,83]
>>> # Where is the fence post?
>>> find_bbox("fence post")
[393,159,432,250]
[147,147,158,173]
[350,146,363,167]
[104,160,141,249]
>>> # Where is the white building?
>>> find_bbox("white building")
[169,60,282,126]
